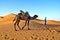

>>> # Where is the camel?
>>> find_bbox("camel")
[13,10,38,31]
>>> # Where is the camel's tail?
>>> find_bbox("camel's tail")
[13,15,17,22]
[13,18,16,22]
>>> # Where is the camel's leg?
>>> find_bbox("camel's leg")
[14,21,17,31]
[22,20,27,29]
[27,20,30,30]
[17,20,21,30]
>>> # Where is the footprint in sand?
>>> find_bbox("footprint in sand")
[4,34,9,39]
[0,35,2,37]
[30,34,39,40]
[10,38,14,40]
[37,38,41,40]
[52,36,54,39]
[51,36,55,40]
[46,38,48,40]
[10,38,17,40]
[50,36,55,40]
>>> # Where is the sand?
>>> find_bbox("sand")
[0,14,60,40]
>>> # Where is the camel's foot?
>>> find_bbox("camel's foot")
[15,29,18,31]
[15,30,18,31]
[22,27,24,30]
[28,28,30,30]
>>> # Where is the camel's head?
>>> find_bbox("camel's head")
[33,15,38,19]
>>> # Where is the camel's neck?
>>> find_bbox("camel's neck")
[30,17,36,20]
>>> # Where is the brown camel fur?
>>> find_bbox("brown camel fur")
[13,10,38,31]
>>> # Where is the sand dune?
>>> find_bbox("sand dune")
[0,14,60,40]
[33,19,60,25]
[0,13,16,23]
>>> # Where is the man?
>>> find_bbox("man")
[44,16,47,26]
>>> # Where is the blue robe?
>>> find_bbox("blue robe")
[44,18,46,26]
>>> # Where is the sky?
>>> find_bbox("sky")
[0,0,60,21]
